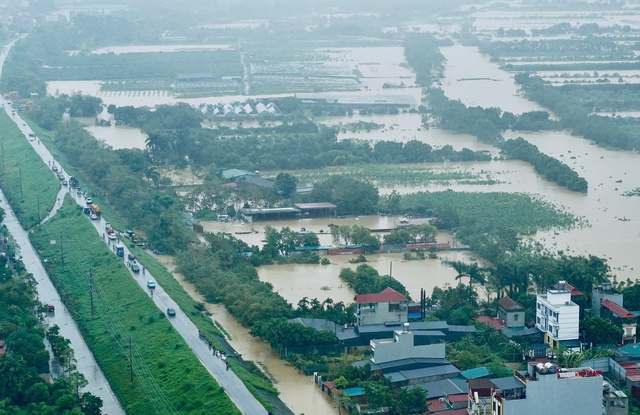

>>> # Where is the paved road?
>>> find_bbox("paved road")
[0,38,269,415]
[0,39,126,415]
[0,190,126,415]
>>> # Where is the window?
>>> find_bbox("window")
[514,314,519,321]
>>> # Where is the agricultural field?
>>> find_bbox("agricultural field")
[30,199,241,415]
[270,164,500,188]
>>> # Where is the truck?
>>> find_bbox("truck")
[90,204,101,217]
[115,244,125,257]
[68,176,78,187]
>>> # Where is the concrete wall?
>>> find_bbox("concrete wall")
[357,301,408,325]
[499,308,525,328]
[536,291,580,343]
[502,373,602,415]
[371,330,445,364]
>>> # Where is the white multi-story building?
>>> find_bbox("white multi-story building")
[473,364,621,415]
[535,281,580,349]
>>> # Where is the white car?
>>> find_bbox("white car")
[89,213,98,220]
[108,232,117,241]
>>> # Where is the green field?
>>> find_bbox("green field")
[31,198,241,415]
[0,111,59,228]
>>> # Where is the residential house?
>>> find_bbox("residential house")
[593,282,637,344]
[497,296,525,328]
[355,287,409,326]
[370,323,445,364]
[535,281,580,350]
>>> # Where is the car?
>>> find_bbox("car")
[89,213,98,220]
[62,180,68,186]
[131,263,140,273]
[167,308,176,317]
[85,197,92,205]
[104,222,111,231]
[146,280,156,289]
[21,122,26,126]
[108,232,117,241]
[107,228,115,234]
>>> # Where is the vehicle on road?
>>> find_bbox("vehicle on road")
[62,180,68,186]
[90,213,98,220]
[131,263,140,273]
[90,204,101,218]
[46,304,55,313]
[85,197,92,205]
[116,244,125,257]
[104,222,111,231]
[167,308,176,317]
[69,176,78,187]
[108,233,117,241]
[146,280,156,289]
[21,122,26,126]
[52,165,58,172]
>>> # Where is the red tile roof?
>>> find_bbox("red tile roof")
[601,299,636,319]
[475,315,505,331]
[498,296,524,311]
[554,282,583,297]
[356,287,408,304]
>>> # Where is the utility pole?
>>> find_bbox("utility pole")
[129,337,134,387]
[1,143,3,176]
[36,195,40,224]
[89,268,94,318]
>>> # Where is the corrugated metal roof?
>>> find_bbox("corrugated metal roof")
[601,299,636,318]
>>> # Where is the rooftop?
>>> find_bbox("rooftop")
[293,202,337,210]
[240,207,301,215]
[222,168,255,179]
[498,296,524,311]
[409,378,468,399]
[475,315,505,331]
[601,299,636,318]
[460,367,491,380]
[553,281,584,297]
[356,287,408,304]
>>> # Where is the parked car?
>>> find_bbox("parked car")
[62,180,68,186]
[85,197,92,205]
[167,308,176,317]
[131,263,140,273]
[108,232,117,241]
[89,213,98,220]
[146,280,156,289]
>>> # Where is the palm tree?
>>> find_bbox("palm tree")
[446,260,469,287]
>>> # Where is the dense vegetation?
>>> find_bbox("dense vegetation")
[426,88,558,145]
[515,74,640,150]
[501,137,588,192]
[30,199,241,415]
[0,223,104,415]
[339,264,410,298]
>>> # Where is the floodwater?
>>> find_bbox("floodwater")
[199,216,479,302]
[154,255,338,415]
[440,45,551,115]
[90,44,234,54]
[42,40,640,414]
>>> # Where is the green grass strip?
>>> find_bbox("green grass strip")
[31,197,241,415]
[0,111,58,227]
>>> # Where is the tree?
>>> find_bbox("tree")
[582,316,624,345]
[274,173,298,199]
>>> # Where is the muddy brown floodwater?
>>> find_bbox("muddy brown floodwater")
[155,255,339,415]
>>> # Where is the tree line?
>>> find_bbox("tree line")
[501,137,588,192]
[0,240,103,415]
[515,73,640,151]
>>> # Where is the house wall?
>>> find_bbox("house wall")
[500,373,602,415]
[498,308,524,328]
[536,291,580,344]
[357,301,408,325]
[371,331,445,364]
